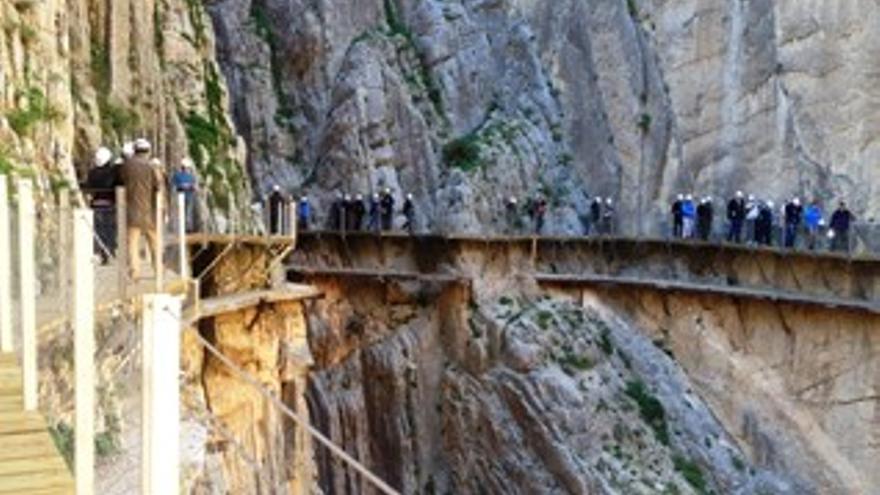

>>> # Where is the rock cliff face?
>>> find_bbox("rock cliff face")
[208,0,880,235]
[0,0,250,224]
[303,277,802,494]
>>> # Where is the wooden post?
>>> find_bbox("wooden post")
[155,192,164,292]
[0,176,12,352]
[17,179,37,410]
[73,208,95,495]
[116,187,127,299]
[289,200,298,250]
[177,192,188,279]
[141,294,181,495]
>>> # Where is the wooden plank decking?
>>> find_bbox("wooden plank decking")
[184,284,322,324]
[0,354,73,494]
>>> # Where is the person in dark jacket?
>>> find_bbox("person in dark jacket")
[367,193,381,232]
[755,201,774,246]
[602,197,616,235]
[533,197,547,234]
[829,201,854,252]
[506,197,521,234]
[783,197,803,248]
[696,197,714,241]
[326,191,344,231]
[351,194,366,231]
[83,147,120,264]
[120,139,160,278]
[380,188,395,231]
[402,193,416,233]
[671,194,684,238]
[590,196,602,235]
[726,191,746,243]
[268,185,286,234]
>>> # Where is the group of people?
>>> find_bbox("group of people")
[82,140,199,276]
[668,191,855,252]
[503,196,618,235]
[264,187,417,234]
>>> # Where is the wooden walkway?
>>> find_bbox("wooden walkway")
[535,273,880,314]
[183,284,322,325]
[288,265,471,284]
[0,354,73,494]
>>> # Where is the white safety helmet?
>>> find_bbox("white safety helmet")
[301,195,308,202]
[181,157,195,169]
[766,200,775,209]
[94,147,113,168]
[685,194,693,201]
[113,157,124,166]
[355,194,363,201]
[406,193,413,200]
[676,193,684,201]
[373,193,380,200]
[606,198,613,205]
[705,196,712,203]
[827,229,836,239]
[509,196,518,204]
[736,190,744,198]
[748,194,755,202]
[273,184,281,192]
[149,158,162,168]
[122,142,135,159]
[344,194,351,201]
[134,138,151,153]
[595,196,602,202]
[793,197,801,206]
[384,187,391,195]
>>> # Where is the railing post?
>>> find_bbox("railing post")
[155,192,164,292]
[73,208,95,495]
[116,187,127,299]
[141,294,181,495]
[177,192,188,279]
[0,176,12,352]
[289,200,298,249]
[17,179,37,410]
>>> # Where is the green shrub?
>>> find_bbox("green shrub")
[536,310,553,330]
[637,113,652,133]
[624,380,669,445]
[6,87,63,136]
[627,0,639,18]
[559,352,594,372]
[598,327,614,355]
[443,133,482,172]
[99,99,140,140]
[673,455,709,494]
[48,422,74,469]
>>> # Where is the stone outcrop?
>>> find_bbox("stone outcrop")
[208,0,880,236]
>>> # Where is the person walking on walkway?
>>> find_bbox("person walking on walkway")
[298,196,311,231]
[602,197,615,235]
[171,158,198,233]
[696,197,713,241]
[745,195,760,244]
[681,194,696,238]
[671,194,684,238]
[327,191,344,231]
[268,185,286,234]
[352,194,366,231]
[803,200,822,250]
[533,196,547,235]
[506,197,520,234]
[367,193,381,232]
[402,193,416,234]
[380,188,395,231]
[120,139,161,279]
[755,200,774,246]
[590,196,602,235]
[829,201,854,252]
[783,197,803,248]
[83,146,120,264]
[726,191,746,243]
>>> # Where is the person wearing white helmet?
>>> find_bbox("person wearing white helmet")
[590,196,603,235]
[601,197,615,235]
[367,193,381,232]
[681,194,696,239]
[119,138,161,278]
[83,146,121,264]
[755,200,774,246]
[298,195,312,231]
[671,193,685,238]
[506,196,521,234]
[696,196,714,241]
[268,185,286,234]
[380,188,395,231]
[783,196,803,248]
[726,191,747,243]
[172,158,198,232]
[402,193,416,234]
[351,194,366,231]
[745,194,760,244]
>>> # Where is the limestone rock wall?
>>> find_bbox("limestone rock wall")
[208,0,880,235]
[0,0,250,224]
